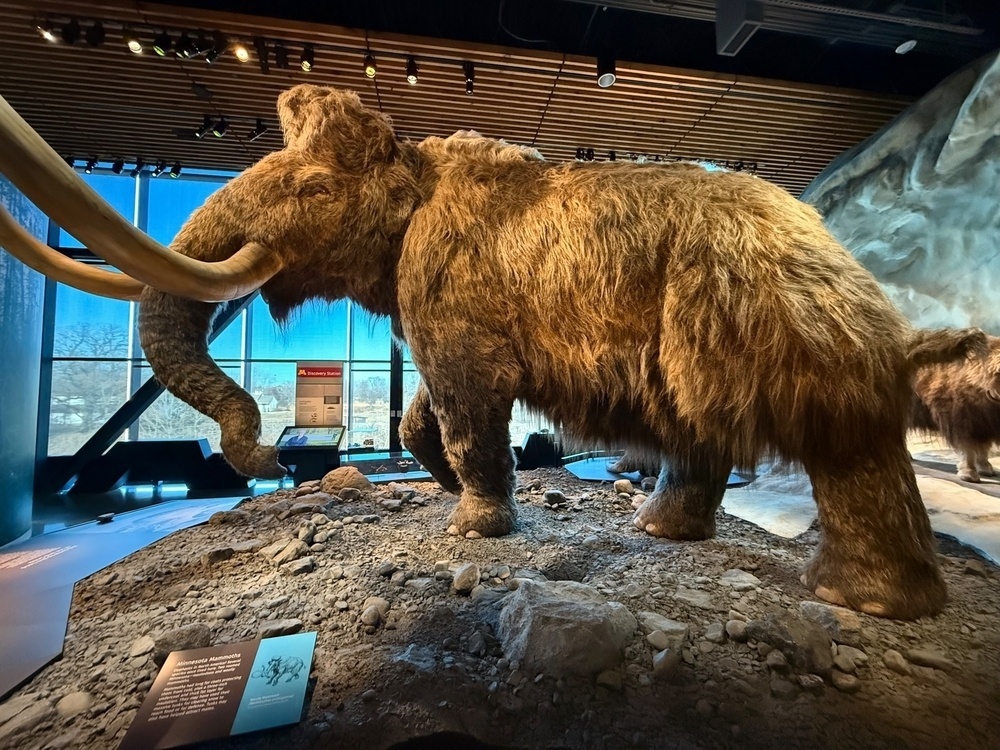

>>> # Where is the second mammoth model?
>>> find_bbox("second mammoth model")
[0,84,987,620]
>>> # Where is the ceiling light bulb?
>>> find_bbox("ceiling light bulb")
[124,27,141,53]
[364,52,377,78]
[175,32,196,58]
[406,56,418,85]
[212,118,229,138]
[152,31,171,56]
[233,42,250,63]
[36,21,57,43]
[597,57,617,88]
[895,39,917,55]
[300,45,314,72]
[152,161,167,178]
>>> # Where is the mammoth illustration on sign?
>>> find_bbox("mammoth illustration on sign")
[0,85,984,619]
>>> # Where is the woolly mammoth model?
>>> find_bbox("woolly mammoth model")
[911,334,1000,482]
[0,85,983,619]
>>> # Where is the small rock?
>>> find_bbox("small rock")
[640,477,657,492]
[281,557,315,576]
[200,547,234,566]
[613,479,634,495]
[361,689,377,702]
[672,587,715,610]
[882,649,911,676]
[231,539,265,554]
[129,635,156,658]
[719,569,761,590]
[452,563,481,595]
[833,652,856,674]
[963,559,987,577]
[799,601,863,647]
[378,561,399,577]
[55,692,93,718]
[468,632,487,655]
[652,648,682,679]
[745,612,834,677]
[259,619,304,639]
[725,620,749,642]
[543,489,567,504]
[338,487,362,502]
[904,648,956,672]
[769,676,798,700]
[211,606,237,621]
[363,597,390,616]
[766,649,789,673]
[830,669,861,693]
[704,622,726,644]
[382,499,404,512]
[208,510,249,525]
[646,631,672,651]
[797,673,825,694]
[321,466,374,494]
[390,570,409,587]
[637,613,689,647]
[595,670,622,691]
[360,606,382,626]
[311,513,329,526]
[836,645,868,666]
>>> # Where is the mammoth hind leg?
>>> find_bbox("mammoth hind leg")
[633,441,732,541]
[801,442,946,620]
[434,395,517,538]
[399,382,462,494]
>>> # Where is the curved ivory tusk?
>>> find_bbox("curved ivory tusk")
[0,204,144,300]
[0,95,283,303]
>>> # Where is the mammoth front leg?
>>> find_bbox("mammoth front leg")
[802,442,946,620]
[633,441,732,540]
[399,382,462,494]
[973,445,997,478]
[434,396,517,538]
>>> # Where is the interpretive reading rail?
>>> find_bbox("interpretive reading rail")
[147,654,243,721]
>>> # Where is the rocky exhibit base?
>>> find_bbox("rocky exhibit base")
[1,467,997,749]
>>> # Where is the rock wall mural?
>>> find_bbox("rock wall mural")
[0,175,45,546]
[802,50,1000,333]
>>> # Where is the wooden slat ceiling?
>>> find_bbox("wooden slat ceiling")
[0,0,914,196]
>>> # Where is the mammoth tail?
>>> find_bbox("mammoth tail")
[905,327,988,369]
[138,290,286,479]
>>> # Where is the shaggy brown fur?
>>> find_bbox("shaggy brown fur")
[137,84,968,619]
[911,334,1000,482]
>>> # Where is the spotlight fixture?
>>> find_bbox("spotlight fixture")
[123,27,142,54]
[608,150,616,161]
[61,18,81,44]
[36,20,57,43]
[212,118,229,138]
[233,41,250,63]
[575,148,585,161]
[300,45,314,72]
[85,20,105,47]
[596,57,616,88]
[895,39,917,54]
[175,32,196,58]
[205,30,227,63]
[205,46,221,63]
[170,162,182,178]
[152,31,171,56]
[364,52,377,78]
[111,158,125,174]
[130,159,145,178]
[194,115,214,139]
[463,61,475,95]
[83,157,98,174]
[586,148,595,161]
[274,44,289,69]
[406,56,419,85]
[248,119,269,141]
[63,156,75,168]
[151,160,168,178]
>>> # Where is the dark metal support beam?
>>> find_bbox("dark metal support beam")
[388,342,403,452]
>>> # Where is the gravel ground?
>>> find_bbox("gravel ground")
[2,467,998,750]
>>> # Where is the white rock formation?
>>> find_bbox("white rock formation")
[802,50,1000,333]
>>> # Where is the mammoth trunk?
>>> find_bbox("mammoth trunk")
[138,289,285,479]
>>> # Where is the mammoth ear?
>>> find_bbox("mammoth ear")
[276,85,397,171]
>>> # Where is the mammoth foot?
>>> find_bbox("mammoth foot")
[800,545,946,620]
[446,493,517,538]
[632,489,717,541]
[957,467,982,483]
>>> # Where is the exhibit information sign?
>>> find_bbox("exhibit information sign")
[295,361,344,426]
[119,632,316,749]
